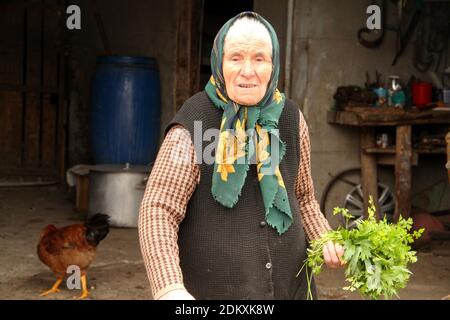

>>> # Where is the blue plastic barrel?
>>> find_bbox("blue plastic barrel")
[90,56,161,165]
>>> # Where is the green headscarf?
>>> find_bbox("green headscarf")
[205,11,292,235]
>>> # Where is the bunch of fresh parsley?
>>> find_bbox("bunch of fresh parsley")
[297,196,424,300]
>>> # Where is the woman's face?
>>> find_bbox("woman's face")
[222,32,272,106]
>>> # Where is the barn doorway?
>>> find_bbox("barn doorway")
[198,0,254,88]
[0,1,66,183]
[174,0,253,112]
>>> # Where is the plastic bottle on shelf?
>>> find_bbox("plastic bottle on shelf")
[388,75,406,108]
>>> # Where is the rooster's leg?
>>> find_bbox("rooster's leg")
[76,273,90,299]
[40,277,63,296]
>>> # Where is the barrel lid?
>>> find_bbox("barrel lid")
[96,55,157,68]
[89,163,152,173]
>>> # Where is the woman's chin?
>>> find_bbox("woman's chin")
[233,96,262,106]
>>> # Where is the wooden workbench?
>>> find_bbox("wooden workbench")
[327,106,450,221]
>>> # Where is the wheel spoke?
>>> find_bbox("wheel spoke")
[350,209,364,217]
[348,216,364,229]
[356,185,364,199]
[345,194,364,209]
[322,168,397,224]
[381,201,395,213]
[378,187,390,205]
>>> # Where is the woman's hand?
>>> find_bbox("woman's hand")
[323,241,345,268]
[158,288,196,300]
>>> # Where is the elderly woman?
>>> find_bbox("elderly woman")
[139,11,343,300]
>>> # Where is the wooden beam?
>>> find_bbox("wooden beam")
[23,6,42,168]
[0,3,24,168]
[327,110,450,127]
[41,5,59,170]
[174,0,204,113]
[360,127,380,219]
[90,0,111,55]
[376,152,418,166]
[394,125,413,221]
[57,53,68,183]
[0,84,59,94]
[0,166,56,177]
[365,147,445,155]
[76,175,89,213]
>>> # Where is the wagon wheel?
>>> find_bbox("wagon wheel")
[320,168,395,229]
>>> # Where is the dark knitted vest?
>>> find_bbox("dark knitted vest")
[165,91,316,300]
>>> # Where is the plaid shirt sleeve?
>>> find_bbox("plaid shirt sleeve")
[138,125,200,299]
[139,113,331,299]
[295,110,332,240]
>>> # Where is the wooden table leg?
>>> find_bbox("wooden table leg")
[360,127,380,219]
[394,125,412,221]
[76,175,89,213]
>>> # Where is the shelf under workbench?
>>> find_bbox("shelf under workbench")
[327,105,450,221]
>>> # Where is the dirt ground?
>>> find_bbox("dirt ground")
[0,186,449,300]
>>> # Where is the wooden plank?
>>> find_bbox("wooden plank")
[327,110,450,126]
[0,92,23,167]
[0,84,59,94]
[76,175,89,213]
[0,1,63,179]
[23,6,42,167]
[42,4,59,89]
[52,2,66,181]
[360,127,380,219]
[57,7,68,181]
[376,153,418,166]
[23,93,40,166]
[365,147,396,154]
[0,3,23,86]
[52,1,67,182]
[394,125,412,221]
[4,2,61,11]
[58,98,67,181]
[0,3,24,168]
[41,95,57,168]
[327,110,361,126]
[366,147,446,155]
[175,0,204,112]
[189,0,203,96]
[41,5,59,170]
[0,166,56,178]
[90,0,111,55]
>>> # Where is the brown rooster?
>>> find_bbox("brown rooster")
[37,213,110,299]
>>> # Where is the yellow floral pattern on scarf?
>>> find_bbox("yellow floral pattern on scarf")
[209,78,285,189]
[255,124,285,189]
[216,112,247,182]
[273,89,282,104]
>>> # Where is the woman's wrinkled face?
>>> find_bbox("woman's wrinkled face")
[223,33,272,106]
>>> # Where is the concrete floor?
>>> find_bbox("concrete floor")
[0,186,449,300]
